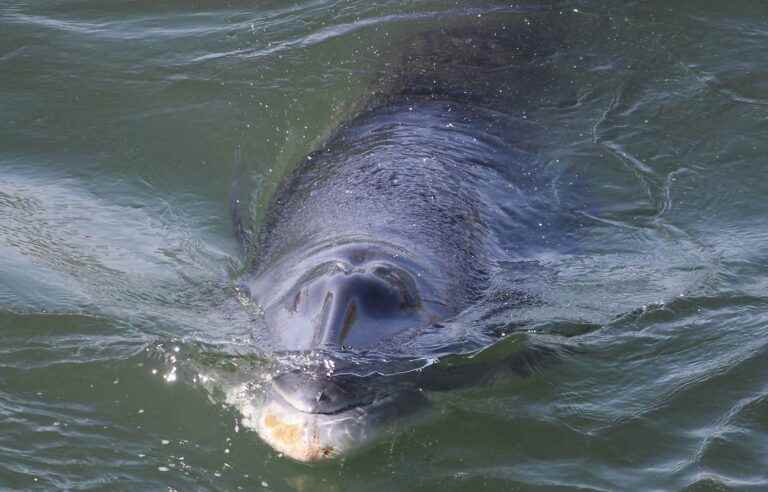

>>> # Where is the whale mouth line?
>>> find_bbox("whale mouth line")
[252,375,429,461]
[271,380,377,416]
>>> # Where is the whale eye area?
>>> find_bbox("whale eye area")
[291,289,303,313]
[371,265,421,310]
[265,260,432,350]
[284,262,421,316]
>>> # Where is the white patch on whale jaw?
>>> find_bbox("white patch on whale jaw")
[255,400,373,462]
[227,383,377,462]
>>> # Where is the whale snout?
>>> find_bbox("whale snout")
[256,371,379,462]
[270,370,376,415]
[255,370,426,462]
[257,396,366,462]
[243,246,443,461]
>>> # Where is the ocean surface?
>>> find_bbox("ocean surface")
[2,1,768,490]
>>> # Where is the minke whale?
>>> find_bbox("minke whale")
[231,14,571,461]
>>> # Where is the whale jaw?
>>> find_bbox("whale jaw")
[240,380,427,462]
[256,399,372,462]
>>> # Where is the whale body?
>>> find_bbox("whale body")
[233,15,569,461]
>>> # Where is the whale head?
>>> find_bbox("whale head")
[241,243,447,461]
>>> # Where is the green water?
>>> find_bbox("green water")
[2,1,768,490]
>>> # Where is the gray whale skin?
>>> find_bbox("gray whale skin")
[233,16,563,461]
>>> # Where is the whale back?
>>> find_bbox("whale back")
[239,13,572,354]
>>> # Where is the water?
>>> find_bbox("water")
[2,0,768,489]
